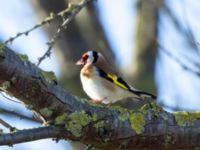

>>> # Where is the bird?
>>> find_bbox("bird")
[76,50,156,104]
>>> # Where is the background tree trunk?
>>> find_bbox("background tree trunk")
[129,0,164,94]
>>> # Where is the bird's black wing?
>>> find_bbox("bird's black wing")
[97,68,156,99]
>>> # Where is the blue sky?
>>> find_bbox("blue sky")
[0,0,200,149]
[97,0,136,67]
[0,1,60,76]
[157,0,200,110]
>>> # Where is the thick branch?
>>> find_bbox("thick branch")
[0,47,200,149]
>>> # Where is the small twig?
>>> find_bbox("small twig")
[156,1,200,71]
[182,0,200,55]
[37,0,94,66]
[160,2,200,75]
[181,54,200,70]
[159,44,200,77]
[161,3,193,48]
[4,7,71,45]
[0,107,41,123]
[0,118,17,132]
[0,92,21,104]
[181,0,200,69]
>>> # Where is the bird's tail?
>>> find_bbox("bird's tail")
[129,86,157,100]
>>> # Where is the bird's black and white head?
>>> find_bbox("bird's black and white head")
[76,51,100,66]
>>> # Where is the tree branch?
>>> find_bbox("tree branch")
[0,107,41,123]
[37,0,94,66]
[0,118,17,132]
[0,126,65,146]
[0,46,200,149]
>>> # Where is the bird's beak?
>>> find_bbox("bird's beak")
[76,59,84,65]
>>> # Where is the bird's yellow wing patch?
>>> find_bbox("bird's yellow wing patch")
[97,67,130,91]
[107,74,129,90]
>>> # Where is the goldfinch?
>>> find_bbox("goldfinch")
[76,51,156,104]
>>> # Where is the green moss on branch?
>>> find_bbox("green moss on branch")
[40,70,57,84]
[17,54,29,62]
[0,43,5,56]
[174,111,200,127]
[129,112,145,134]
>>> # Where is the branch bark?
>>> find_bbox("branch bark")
[0,46,200,149]
[0,126,65,146]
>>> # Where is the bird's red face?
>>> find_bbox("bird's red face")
[76,51,99,66]
[76,52,89,65]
